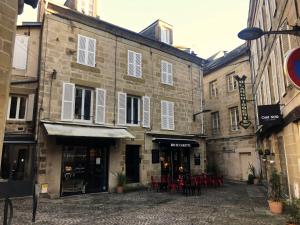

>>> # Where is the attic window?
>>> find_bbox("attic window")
[161,27,171,45]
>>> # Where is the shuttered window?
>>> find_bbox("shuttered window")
[161,100,174,130]
[128,50,142,78]
[12,35,29,70]
[77,34,96,67]
[229,107,239,131]
[142,96,150,128]
[61,83,75,121]
[161,60,173,85]
[117,92,127,125]
[95,88,106,124]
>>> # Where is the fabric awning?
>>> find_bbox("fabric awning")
[4,135,36,144]
[153,138,199,148]
[43,123,135,139]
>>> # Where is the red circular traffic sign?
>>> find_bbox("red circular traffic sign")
[284,47,300,89]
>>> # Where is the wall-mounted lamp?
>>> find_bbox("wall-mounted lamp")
[238,26,300,41]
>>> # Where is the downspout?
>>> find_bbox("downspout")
[113,36,118,126]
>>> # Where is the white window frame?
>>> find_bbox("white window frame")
[161,26,171,44]
[73,86,93,123]
[229,107,239,131]
[7,95,27,121]
[78,0,93,16]
[210,80,218,97]
[227,73,237,92]
[126,95,141,126]
[77,34,96,67]
[161,60,173,85]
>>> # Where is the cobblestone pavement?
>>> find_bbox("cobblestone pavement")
[0,182,286,225]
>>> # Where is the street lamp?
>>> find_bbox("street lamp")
[193,109,212,121]
[238,26,300,41]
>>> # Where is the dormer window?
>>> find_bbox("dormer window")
[78,0,94,16]
[161,27,171,45]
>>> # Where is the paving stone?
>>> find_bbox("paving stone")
[0,183,287,225]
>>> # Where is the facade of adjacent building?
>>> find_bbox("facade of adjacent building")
[248,0,300,198]
[203,44,258,181]
[34,0,206,198]
[0,0,39,177]
[0,23,41,192]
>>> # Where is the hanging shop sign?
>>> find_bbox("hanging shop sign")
[235,75,251,129]
[257,104,282,126]
[284,47,300,89]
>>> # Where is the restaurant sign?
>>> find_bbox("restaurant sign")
[235,75,251,129]
[257,104,282,126]
[170,143,191,148]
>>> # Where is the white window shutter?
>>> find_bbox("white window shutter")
[128,50,135,76]
[271,52,279,103]
[61,82,75,121]
[87,38,96,67]
[118,92,127,125]
[12,35,29,70]
[161,60,167,83]
[77,35,86,65]
[161,101,168,129]
[142,96,150,128]
[95,88,106,124]
[168,102,174,130]
[167,63,173,85]
[26,94,35,121]
[135,53,142,78]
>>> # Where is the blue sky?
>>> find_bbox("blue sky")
[18,0,249,58]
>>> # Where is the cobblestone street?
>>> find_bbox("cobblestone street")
[0,182,286,225]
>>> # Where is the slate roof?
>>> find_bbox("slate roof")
[47,2,206,67]
[203,44,249,75]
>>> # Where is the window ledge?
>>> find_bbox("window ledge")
[71,62,100,73]
[160,83,174,89]
[124,75,145,83]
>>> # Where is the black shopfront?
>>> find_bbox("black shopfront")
[153,138,199,181]
[57,137,111,196]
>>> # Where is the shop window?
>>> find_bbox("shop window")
[126,95,140,125]
[74,87,93,121]
[8,95,27,120]
[152,149,159,164]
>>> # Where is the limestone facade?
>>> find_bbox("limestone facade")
[248,0,300,198]
[203,45,258,181]
[36,2,206,197]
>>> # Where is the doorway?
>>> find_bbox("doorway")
[239,152,252,180]
[61,146,109,196]
[125,145,140,183]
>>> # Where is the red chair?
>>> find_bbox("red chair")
[151,176,159,191]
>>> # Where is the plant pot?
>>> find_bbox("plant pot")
[116,186,124,194]
[268,200,283,214]
[253,178,259,185]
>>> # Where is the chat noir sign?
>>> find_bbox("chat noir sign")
[234,75,251,129]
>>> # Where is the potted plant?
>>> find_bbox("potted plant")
[268,169,283,214]
[248,163,258,184]
[115,172,126,194]
[285,198,300,225]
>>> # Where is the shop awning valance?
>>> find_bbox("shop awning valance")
[4,135,36,144]
[153,138,199,148]
[43,123,135,139]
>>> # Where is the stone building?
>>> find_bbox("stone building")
[0,0,39,175]
[247,0,300,198]
[203,44,258,181]
[0,23,41,191]
[36,1,206,197]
